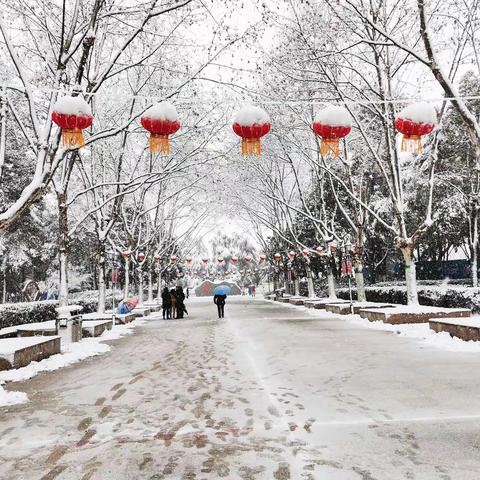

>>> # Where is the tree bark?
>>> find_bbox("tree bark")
[327,267,337,299]
[138,265,144,306]
[147,267,153,303]
[401,246,419,305]
[97,241,106,313]
[124,258,130,298]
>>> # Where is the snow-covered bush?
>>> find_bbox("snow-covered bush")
[0,301,58,330]
[336,285,480,312]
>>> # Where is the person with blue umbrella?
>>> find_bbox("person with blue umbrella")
[213,285,230,318]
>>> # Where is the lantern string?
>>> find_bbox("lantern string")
[2,82,480,107]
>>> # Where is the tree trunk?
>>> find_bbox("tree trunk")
[138,265,144,306]
[148,268,153,303]
[124,259,130,298]
[306,266,315,298]
[401,246,419,305]
[327,267,337,299]
[157,267,162,300]
[57,192,69,307]
[97,241,106,313]
[472,207,478,287]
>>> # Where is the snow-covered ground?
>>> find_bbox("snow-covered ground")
[0,319,144,407]
[1,296,480,479]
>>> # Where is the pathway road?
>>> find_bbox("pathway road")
[1,297,480,479]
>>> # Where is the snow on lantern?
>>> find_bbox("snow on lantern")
[186,257,193,265]
[394,102,437,154]
[330,243,338,253]
[218,257,224,264]
[121,251,131,259]
[315,246,324,255]
[301,248,309,258]
[141,102,180,154]
[51,95,93,148]
[259,254,266,263]
[138,252,146,262]
[201,258,209,265]
[288,251,296,260]
[274,253,281,262]
[154,254,161,262]
[244,255,253,264]
[231,255,238,264]
[232,105,271,156]
[312,105,352,157]
[170,255,177,265]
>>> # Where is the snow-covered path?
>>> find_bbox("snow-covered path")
[1,297,480,479]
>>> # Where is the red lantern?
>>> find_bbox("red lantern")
[186,257,193,265]
[244,255,252,263]
[218,257,224,264]
[274,253,281,262]
[315,246,324,255]
[259,254,266,263]
[232,105,271,156]
[52,95,93,148]
[202,258,209,265]
[288,251,296,260]
[312,105,351,157]
[121,251,131,259]
[138,252,145,262]
[170,255,177,264]
[154,254,161,262]
[330,243,337,252]
[302,248,309,257]
[231,255,238,264]
[141,102,180,154]
[395,102,436,153]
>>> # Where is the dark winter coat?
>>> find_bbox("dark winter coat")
[161,288,172,308]
[214,294,226,306]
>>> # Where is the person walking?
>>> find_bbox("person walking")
[176,286,186,319]
[161,286,172,319]
[170,288,177,319]
[213,293,226,318]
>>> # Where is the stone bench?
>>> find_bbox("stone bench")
[16,320,58,337]
[429,317,480,342]
[326,302,395,315]
[132,307,151,318]
[143,304,161,312]
[360,306,471,324]
[288,297,305,306]
[115,313,136,325]
[0,336,61,370]
[306,298,351,310]
[82,320,113,338]
[277,297,292,303]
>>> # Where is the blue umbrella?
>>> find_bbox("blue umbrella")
[214,285,231,296]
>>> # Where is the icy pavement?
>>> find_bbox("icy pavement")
[1,297,480,479]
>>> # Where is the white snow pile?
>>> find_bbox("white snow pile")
[396,102,437,124]
[143,101,179,120]
[314,105,352,126]
[0,320,144,407]
[345,314,480,352]
[53,95,92,116]
[233,105,270,126]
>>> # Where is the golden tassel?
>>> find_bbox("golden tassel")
[241,138,262,156]
[150,134,170,154]
[62,128,85,148]
[401,135,422,154]
[320,139,340,157]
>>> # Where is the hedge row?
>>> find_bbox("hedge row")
[0,301,58,330]
[335,285,480,313]
[0,290,126,330]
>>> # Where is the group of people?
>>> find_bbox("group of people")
[161,286,187,319]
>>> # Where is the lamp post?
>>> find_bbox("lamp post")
[154,254,161,301]
[138,252,145,305]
